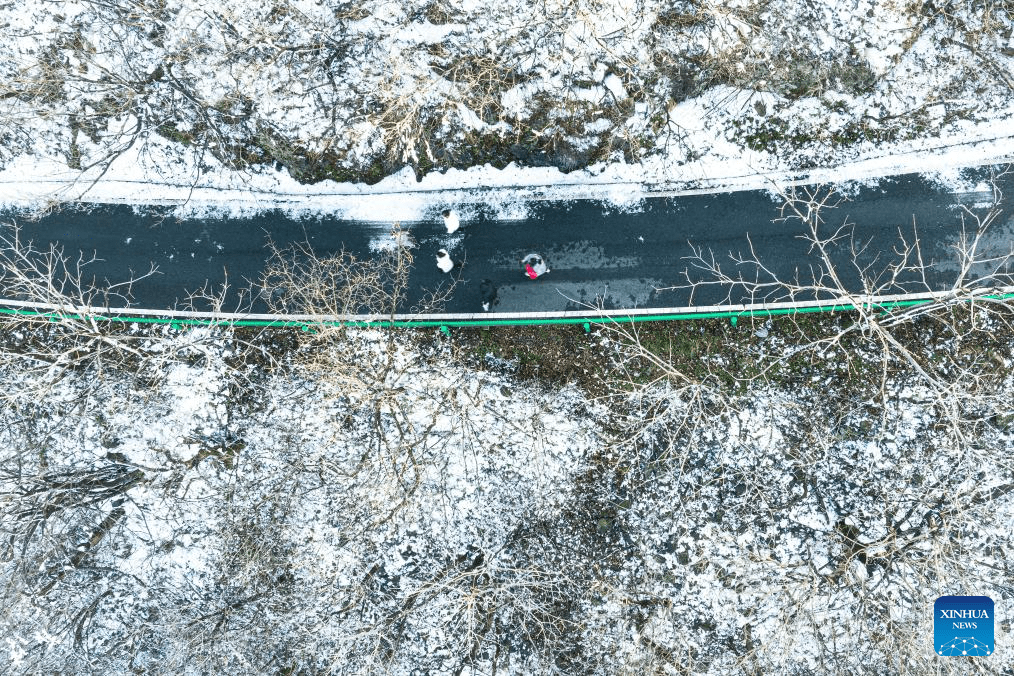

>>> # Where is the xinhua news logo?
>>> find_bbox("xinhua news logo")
[934,596,994,657]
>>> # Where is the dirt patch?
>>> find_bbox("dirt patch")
[451,324,615,394]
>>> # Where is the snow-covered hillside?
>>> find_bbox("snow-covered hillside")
[2,0,1014,214]
[1,313,1012,674]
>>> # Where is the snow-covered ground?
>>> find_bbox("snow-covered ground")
[2,0,1014,221]
[1,318,1012,674]
[1,119,1012,224]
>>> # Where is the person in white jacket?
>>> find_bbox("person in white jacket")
[436,248,454,273]
[441,209,460,234]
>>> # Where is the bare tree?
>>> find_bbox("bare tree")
[0,222,159,397]
[667,171,1014,441]
[260,229,412,321]
[0,220,279,408]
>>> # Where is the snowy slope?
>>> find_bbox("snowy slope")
[1,0,1013,220]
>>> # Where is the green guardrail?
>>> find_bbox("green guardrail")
[2,292,1013,329]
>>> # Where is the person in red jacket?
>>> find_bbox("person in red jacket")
[521,253,549,279]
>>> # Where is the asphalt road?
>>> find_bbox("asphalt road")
[3,168,1013,315]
